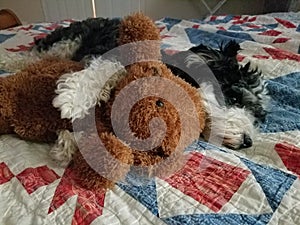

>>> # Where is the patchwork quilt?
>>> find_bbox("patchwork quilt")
[0,12,300,225]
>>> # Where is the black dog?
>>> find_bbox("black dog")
[33,17,121,62]
[162,41,268,122]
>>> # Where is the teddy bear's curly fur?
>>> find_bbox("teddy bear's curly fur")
[0,13,207,191]
[71,60,206,190]
[0,58,83,141]
[68,13,206,190]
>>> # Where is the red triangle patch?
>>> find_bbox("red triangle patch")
[275,18,297,28]
[164,152,250,212]
[259,30,282,36]
[263,47,300,62]
[48,167,106,225]
[275,143,300,178]
[273,37,291,43]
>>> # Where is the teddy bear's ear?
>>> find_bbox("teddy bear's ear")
[118,13,162,62]
[52,57,126,121]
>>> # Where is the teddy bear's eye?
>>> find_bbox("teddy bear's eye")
[156,100,164,107]
[151,67,160,76]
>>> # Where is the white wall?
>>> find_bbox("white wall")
[41,0,94,22]
[41,0,264,21]
[94,0,265,20]
[94,0,202,20]
[95,0,142,18]
[1,0,266,23]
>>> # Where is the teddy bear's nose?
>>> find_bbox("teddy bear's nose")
[156,100,164,107]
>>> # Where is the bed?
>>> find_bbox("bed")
[0,12,300,225]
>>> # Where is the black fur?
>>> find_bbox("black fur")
[33,17,121,62]
[162,41,268,121]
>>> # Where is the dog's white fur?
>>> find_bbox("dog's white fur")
[52,57,127,121]
[199,82,256,149]
[223,107,256,149]
[0,38,81,72]
[49,130,79,166]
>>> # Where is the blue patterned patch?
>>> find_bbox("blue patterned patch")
[260,72,300,133]
[228,25,244,31]
[185,140,226,152]
[163,213,272,225]
[296,24,300,32]
[161,43,172,49]
[185,29,245,49]
[162,18,182,30]
[0,34,15,43]
[118,180,159,216]
[216,30,255,42]
[247,28,267,32]
[241,158,297,212]
[31,25,52,33]
[263,23,279,29]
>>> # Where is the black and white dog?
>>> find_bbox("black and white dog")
[163,41,268,121]
[0,17,121,71]
[162,41,269,149]
[33,17,121,62]
[0,17,269,150]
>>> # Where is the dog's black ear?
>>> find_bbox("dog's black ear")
[222,40,241,57]
[241,62,251,72]
[190,44,210,53]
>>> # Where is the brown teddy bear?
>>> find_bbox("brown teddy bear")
[0,13,207,191]
[62,13,207,190]
[0,58,83,141]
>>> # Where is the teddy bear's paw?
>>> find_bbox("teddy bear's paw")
[49,130,79,167]
[52,69,89,121]
[53,57,126,121]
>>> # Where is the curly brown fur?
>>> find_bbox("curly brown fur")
[118,13,160,45]
[72,131,133,191]
[68,13,207,190]
[117,62,206,164]
[118,13,161,63]
[72,61,206,190]
[0,58,83,142]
